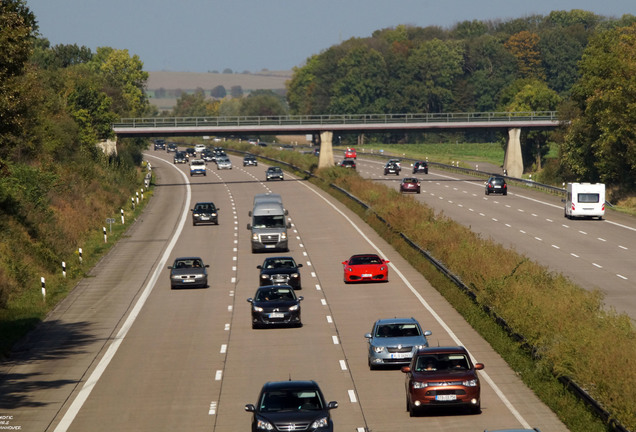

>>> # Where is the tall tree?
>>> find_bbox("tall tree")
[504,31,545,80]
[562,23,636,187]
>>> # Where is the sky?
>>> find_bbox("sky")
[26,0,636,73]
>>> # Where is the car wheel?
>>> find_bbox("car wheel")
[503,191,507,196]
[408,399,417,417]
[192,221,197,226]
[470,402,481,414]
[485,189,489,195]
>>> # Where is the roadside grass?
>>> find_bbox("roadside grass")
[234,143,635,432]
[0,169,153,358]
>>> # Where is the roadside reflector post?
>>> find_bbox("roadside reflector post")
[62,261,66,278]
[79,247,83,264]
[41,277,46,300]
[103,226,107,243]
[121,208,124,224]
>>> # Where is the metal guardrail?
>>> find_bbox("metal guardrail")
[115,111,559,129]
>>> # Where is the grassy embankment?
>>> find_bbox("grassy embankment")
[0,162,153,358]
[232,141,636,432]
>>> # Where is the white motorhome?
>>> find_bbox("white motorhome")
[564,183,605,220]
[247,198,291,252]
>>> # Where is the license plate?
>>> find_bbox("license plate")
[200,216,209,220]
[362,273,372,277]
[265,245,275,249]
[390,352,411,359]
[435,394,456,401]
[182,279,194,283]
[494,185,501,188]
[269,313,284,318]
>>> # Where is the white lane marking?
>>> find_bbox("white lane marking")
[297,179,533,429]
[597,237,606,242]
[326,315,333,323]
[593,263,602,268]
[339,360,347,370]
[220,344,227,354]
[617,274,628,280]
[224,323,230,331]
[571,253,579,258]
[619,245,628,250]
[348,389,357,403]
[215,370,223,381]
[311,272,317,278]
[552,245,560,249]
[332,335,339,345]
[227,305,233,312]
[321,299,327,306]
[315,284,322,291]
[54,156,192,432]
[209,401,217,415]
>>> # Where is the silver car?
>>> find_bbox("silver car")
[365,318,432,369]
[168,257,209,289]
[216,156,232,169]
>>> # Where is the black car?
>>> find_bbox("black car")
[201,149,215,162]
[167,257,209,289]
[257,256,303,290]
[339,159,356,169]
[384,161,401,175]
[246,285,303,328]
[245,380,338,432]
[191,202,219,226]
[173,151,188,164]
[413,161,428,174]
[185,147,196,159]
[167,142,178,152]
[485,176,507,195]
[244,155,258,166]
[153,139,166,150]
[266,166,284,181]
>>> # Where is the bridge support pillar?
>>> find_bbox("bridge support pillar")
[503,128,523,178]
[318,131,334,168]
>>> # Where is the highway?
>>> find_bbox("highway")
[346,156,636,320]
[0,149,568,432]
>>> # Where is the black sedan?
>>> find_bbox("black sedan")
[167,257,209,289]
[191,202,219,226]
[245,380,338,432]
[257,256,303,290]
[243,155,258,166]
[247,285,303,328]
[412,160,428,174]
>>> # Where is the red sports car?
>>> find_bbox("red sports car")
[342,254,390,283]
[344,147,357,159]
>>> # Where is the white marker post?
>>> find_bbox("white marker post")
[62,261,66,278]
[78,247,83,264]
[103,227,107,243]
[121,208,124,224]
[41,277,46,300]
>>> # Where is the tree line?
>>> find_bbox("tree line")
[283,11,636,192]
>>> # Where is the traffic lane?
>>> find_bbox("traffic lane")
[213,166,366,431]
[355,158,636,317]
[274,178,567,431]
[0,154,190,432]
[64,156,240,431]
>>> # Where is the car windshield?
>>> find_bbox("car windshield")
[263,258,296,269]
[349,256,381,265]
[375,323,421,338]
[259,389,323,412]
[255,287,295,302]
[194,203,215,212]
[173,258,203,269]
[414,354,470,372]
[252,215,286,228]
[268,167,282,173]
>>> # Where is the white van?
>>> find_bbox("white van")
[247,200,291,253]
[564,183,605,220]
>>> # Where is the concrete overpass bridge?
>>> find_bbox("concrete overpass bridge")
[112,111,562,177]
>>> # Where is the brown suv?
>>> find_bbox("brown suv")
[401,346,484,416]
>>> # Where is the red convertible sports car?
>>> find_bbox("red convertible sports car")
[342,254,390,283]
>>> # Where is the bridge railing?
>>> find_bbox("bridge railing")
[113,111,559,129]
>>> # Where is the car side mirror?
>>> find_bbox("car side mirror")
[256,265,262,269]
[297,264,303,268]
[298,296,304,301]
[245,404,256,412]
[247,224,252,230]
[167,266,173,269]
[205,264,210,268]
[424,330,432,336]
[327,401,338,410]
[475,363,485,370]
[286,222,292,229]
[364,333,372,339]
[401,366,411,373]
[247,298,253,303]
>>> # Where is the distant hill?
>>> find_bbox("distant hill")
[146,70,293,111]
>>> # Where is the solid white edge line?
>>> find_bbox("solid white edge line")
[297,180,532,429]
[54,155,191,432]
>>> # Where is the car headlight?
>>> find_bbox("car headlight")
[414,344,428,350]
[256,419,274,430]
[290,273,299,278]
[380,266,386,271]
[412,381,429,389]
[373,346,384,353]
[310,416,329,429]
[462,379,479,387]
[280,232,287,240]
[346,267,353,272]
[211,213,216,216]
[289,305,299,311]
[252,233,259,241]
[253,306,263,312]
[193,213,201,217]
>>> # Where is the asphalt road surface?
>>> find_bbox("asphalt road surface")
[347,156,636,321]
[0,150,569,431]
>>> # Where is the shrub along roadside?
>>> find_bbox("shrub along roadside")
[232,142,635,432]
[0,165,153,359]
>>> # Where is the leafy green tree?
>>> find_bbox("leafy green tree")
[328,46,388,114]
[90,47,149,117]
[31,39,93,70]
[539,26,586,94]
[562,23,636,188]
[240,90,287,116]
[210,85,226,98]
[230,85,243,98]
[67,80,118,145]
[402,39,464,112]
[172,89,211,117]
